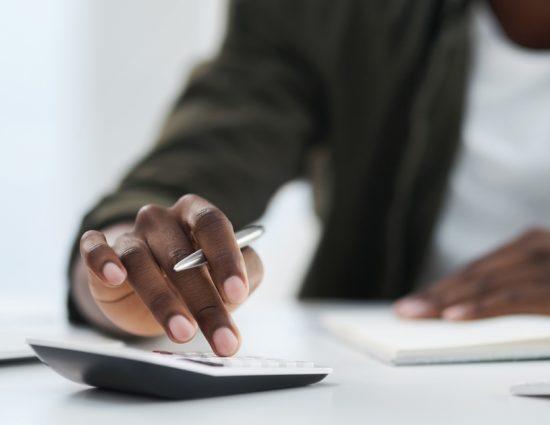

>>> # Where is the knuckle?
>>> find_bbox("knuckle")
[193,207,229,233]
[525,239,550,264]
[416,289,435,301]
[118,236,148,265]
[485,291,513,309]
[519,227,550,248]
[515,229,550,264]
[135,204,164,226]
[180,193,199,204]
[80,233,111,268]
[195,304,221,322]
[174,193,201,211]
[469,301,483,315]
[147,290,174,316]
[81,229,100,243]
[80,230,103,253]
[167,247,193,266]
[523,228,549,242]
[211,249,240,266]
[84,242,109,265]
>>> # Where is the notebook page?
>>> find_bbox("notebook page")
[321,308,550,352]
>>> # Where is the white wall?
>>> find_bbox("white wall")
[0,0,89,308]
[0,0,319,313]
[83,1,227,195]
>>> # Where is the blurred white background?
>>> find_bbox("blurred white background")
[0,0,319,315]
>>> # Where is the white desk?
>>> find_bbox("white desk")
[2,301,550,425]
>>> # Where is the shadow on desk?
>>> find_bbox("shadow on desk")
[67,381,337,404]
[70,388,173,404]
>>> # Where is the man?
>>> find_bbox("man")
[71,0,550,356]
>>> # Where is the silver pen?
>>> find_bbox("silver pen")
[173,225,265,272]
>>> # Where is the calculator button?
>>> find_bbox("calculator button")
[179,358,225,367]
[240,358,264,368]
[152,350,174,355]
[224,358,249,367]
[174,352,212,358]
[261,359,282,368]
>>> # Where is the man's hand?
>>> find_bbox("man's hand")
[393,229,550,320]
[76,194,263,356]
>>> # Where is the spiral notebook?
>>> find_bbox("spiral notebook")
[321,306,550,366]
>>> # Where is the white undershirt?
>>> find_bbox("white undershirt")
[419,2,550,286]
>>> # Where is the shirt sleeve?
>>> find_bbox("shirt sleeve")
[67,0,323,324]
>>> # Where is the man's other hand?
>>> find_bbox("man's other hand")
[394,228,550,320]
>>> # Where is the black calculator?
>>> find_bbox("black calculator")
[27,338,332,399]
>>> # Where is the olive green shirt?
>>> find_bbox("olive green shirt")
[69,0,470,323]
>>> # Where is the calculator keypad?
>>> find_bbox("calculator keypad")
[152,350,316,368]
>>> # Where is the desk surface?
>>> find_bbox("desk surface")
[2,301,550,425]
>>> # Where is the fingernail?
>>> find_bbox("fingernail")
[394,298,433,318]
[102,262,126,286]
[168,315,196,342]
[213,327,238,356]
[442,305,471,321]
[223,276,248,304]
